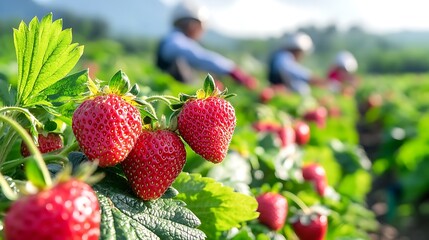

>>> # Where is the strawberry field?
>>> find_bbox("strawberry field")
[0,14,429,240]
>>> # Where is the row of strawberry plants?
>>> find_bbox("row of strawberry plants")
[135,63,379,238]
[356,74,429,229]
[83,27,380,240]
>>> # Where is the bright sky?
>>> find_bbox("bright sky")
[161,0,429,38]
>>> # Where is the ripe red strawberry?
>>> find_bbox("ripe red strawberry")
[178,96,236,163]
[21,133,63,157]
[302,163,328,196]
[366,93,383,109]
[4,179,101,240]
[276,125,296,148]
[72,94,142,167]
[294,121,310,145]
[252,121,281,133]
[303,106,327,128]
[122,129,186,200]
[260,87,275,103]
[292,212,328,240]
[256,192,288,231]
[327,106,342,118]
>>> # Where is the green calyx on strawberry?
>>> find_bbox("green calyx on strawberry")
[256,192,288,231]
[121,123,186,200]
[290,206,329,240]
[173,74,237,164]
[21,132,63,157]
[72,70,152,167]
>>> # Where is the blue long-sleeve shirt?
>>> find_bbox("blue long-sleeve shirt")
[158,30,235,78]
[269,51,312,95]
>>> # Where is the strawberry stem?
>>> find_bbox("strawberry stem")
[144,95,180,104]
[0,172,17,200]
[0,107,43,127]
[59,141,80,157]
[134,98,158,120]
[0,107,43,165]
[1,155,68,173]
[0,115,52,187]
[283,191,311,214]
[0,130,18,166]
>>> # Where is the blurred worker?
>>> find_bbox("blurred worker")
[267,32,325,96]
[156,0,257,90]
[327,51,359,93]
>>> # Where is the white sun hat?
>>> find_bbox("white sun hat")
[171,0,209,23]
[283,32,314,53]
[335,51,358,73]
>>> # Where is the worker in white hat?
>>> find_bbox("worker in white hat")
[267,32,325,96]
[156,0,257,89]
[327,51,359,93]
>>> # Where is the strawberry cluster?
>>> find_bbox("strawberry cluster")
[4,72,236,240]
[71,73,236,200]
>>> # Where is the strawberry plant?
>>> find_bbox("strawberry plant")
[0,14,259,239]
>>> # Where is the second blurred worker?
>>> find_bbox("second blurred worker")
[156,0,257,89]
[267,32,325,96]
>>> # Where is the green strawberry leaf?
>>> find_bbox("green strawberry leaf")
[109,70,130,95]
[25,70,89,125]
[93,170,206,240]
[27,70,89,106]
[14,13,83,106]
[161,187,179,199]
[173,172,259,239]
